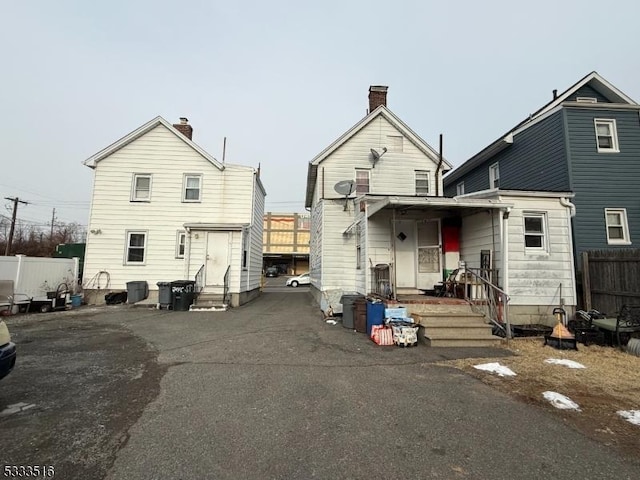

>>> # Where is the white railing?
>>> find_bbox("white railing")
[459,268,511,339]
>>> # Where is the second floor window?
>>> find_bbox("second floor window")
[132,174,151,201]
[183,174,202,202]
[355,169,370,195]
[489,163,500,189]
[456,182,465,195]
[415,170,429,196]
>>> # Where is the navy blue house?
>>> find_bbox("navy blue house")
[444,72,640,276]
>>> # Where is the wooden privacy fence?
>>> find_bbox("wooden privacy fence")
[582,249,640,315]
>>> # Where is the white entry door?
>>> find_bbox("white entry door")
[394,220,417,288]
[416,219,441,289]
[206,232,230,290]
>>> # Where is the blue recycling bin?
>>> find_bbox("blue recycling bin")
[366,300,385,336]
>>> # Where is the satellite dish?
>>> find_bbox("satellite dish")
[334,180,355,196]
[369,147,387,167]
[334,180,355,211]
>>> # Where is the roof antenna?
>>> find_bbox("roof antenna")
[222,137,227,163]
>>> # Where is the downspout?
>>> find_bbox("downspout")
[501,207,511,339]
[184,227,192,280]
[560,197,577,309]
[435,134,443,196]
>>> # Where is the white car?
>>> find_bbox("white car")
[286,273,310,288]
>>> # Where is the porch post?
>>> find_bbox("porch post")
[391,208,397,301]
[501,208,511,339]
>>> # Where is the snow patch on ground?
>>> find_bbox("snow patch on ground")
[473,362,516,377]
[542,391,581,411]
[544,358,586,369]
[617,410,640,426]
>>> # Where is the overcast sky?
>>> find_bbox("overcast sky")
[1,0,639,229]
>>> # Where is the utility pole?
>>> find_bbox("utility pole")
[4,197,29,256]
[50,208,56,240]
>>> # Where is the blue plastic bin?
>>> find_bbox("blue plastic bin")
[366,300,386,336]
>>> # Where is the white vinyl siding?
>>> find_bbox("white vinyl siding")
[415,170,429,195]
[387,135,403,152]
[125,231,147,264]
[355,169,370,195]
[183,174,202,202]
[460,195,575,309]
[84,123,260,294]
[594,119,619,152]
[132,174,152,201]
[312,116,441,204]
[605,208,630,244]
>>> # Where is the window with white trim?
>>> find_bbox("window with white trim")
[523,213,547,252]
[415,170,429,196]
[183,174,202,202]
[132,174,152,201]
[176,231,186,258]
[125,231,147,264]
[594,119,619,152]
[605,208,631,244]
[456,182,465,195]
[242,229,249,269]
[489,162,500,189]
[355,169,370,195]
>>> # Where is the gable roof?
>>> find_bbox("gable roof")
[444,71,638,185]
[305,105,451,208]
[83,116,225,170]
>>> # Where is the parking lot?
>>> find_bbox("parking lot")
[1,292,639,479]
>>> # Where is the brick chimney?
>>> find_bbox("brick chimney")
[368,86,388,112]
[173,117,193,140]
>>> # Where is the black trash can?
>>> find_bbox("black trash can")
[157,282,172,308]
[171,280,196,311]
[340,294,365,329]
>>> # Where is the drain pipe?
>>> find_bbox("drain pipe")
[560,197,577,313]
[501,207,511,339]
[435,134,443,196]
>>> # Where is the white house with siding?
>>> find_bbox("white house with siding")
[82,116,265,307]
[305,86,576,325]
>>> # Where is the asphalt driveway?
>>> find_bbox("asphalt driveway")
[1,291,638,479]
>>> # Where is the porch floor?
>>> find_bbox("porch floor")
[375,294,469,306]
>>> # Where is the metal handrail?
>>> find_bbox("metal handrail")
[460,268,511,339]
[193,264,205,303]
[223,265,231,306]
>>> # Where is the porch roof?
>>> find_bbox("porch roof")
[365,195,512,218]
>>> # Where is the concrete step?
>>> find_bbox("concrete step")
[407,304,480,316]
[426,337,502,348]
[424,324,494,338]
[413,312,488,326]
